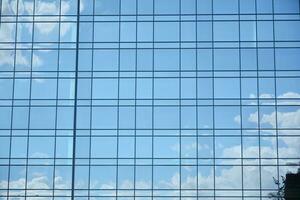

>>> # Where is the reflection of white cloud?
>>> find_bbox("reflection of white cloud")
[30,152,50,158]
[0,175,71,199]
[34,1,71,35]
[1,163,299,199]
[0,23,14,42]
[234,115,241,124]
[248,92,300,105]
[278,92,300,99]
[261,109,300,128]
[0,50,14,66]
[0,51,42,69]
[0,101,298,199]
[0,0,73,71]
[260,93,274,98]
[32,54,43,67]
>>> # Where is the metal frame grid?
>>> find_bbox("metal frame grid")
[0,0,300,199]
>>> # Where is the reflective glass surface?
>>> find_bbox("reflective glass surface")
[0,0,300,199]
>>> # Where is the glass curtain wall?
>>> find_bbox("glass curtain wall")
[0,0,300,199]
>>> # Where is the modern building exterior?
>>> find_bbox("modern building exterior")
[0,0,300,199]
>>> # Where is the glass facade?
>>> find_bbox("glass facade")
[0,0,300,199]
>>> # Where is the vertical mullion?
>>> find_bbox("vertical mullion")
[211,1,216,199]
[0,0,2,23]
[24,0,35,199]
[179,0,182,198]
[88,0,95,199]
[151,0,155,198]
[237,0,245,199]
[272,0,280,198]
[116,0,121,198]
[254,0,262,199]
[133,0,138,199]
[71,0,81,199]
[7,0,19,198]
[52,0,62,198]
[195,0,199,199]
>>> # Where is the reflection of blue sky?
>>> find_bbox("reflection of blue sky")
[1,0,300,198]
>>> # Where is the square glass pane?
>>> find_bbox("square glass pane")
[12,107,29,129]
[30,107,56,129]
[240,0,255,14]
[154,49,179,71]
[0,79,13,99]
[121,22,136,42]
[29,137,54,158]
[137,78,152,99]
[197,106,213,128]
[94,22,119,42]
[95,0,120,15]
[136,107,152,129]
[136,137,152,158]
[121,0,136,14]
[215,166,242,189]
[155,22,179,42]
[91,137,117,158]
[27,166,53,189]
[93,78,118,99]
[155,0,179,14]
[214,78,240,98]
[181,107,196,129]
[120,49,136,71]
[154,136,179,158]
[214,22,238,41]
[119,107,135,129]
[276,48,300,70]
[215,106,240,129]
[31,79,57,99]
[214,49,239,70]
[154,166,179,189]
[197,0,212,14]
[138,0,153,14]
[90,166,116,189]
[137,49,153,71]
[274,0,299,13]
[34,22,59,42]
[92,107,118,129]
[120,79,135,99]
[197,22,212,41]
[0,137,10,158]
[118,137,134,158]
[154,78,179,99]
[154,107,179,129]
[93,50,119,71]
[213,0,238,14]
[182,22,196,41]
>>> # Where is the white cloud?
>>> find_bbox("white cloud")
[0,50,14,67]
[260,93,274,99]
[278,92,300,99]
[248,92,300,105]
[234,115,241,124]
[261,109,300,128]
[248,111,258,124]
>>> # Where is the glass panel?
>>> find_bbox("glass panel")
[2,0,300,199]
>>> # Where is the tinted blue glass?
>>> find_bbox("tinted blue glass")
[1,0,300,199]
[213,0,238,14]
[95,0,119,14]
[275,21,300,41]
[155,0,179,14]
[274,0,299,13]
[214,21,238,41]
